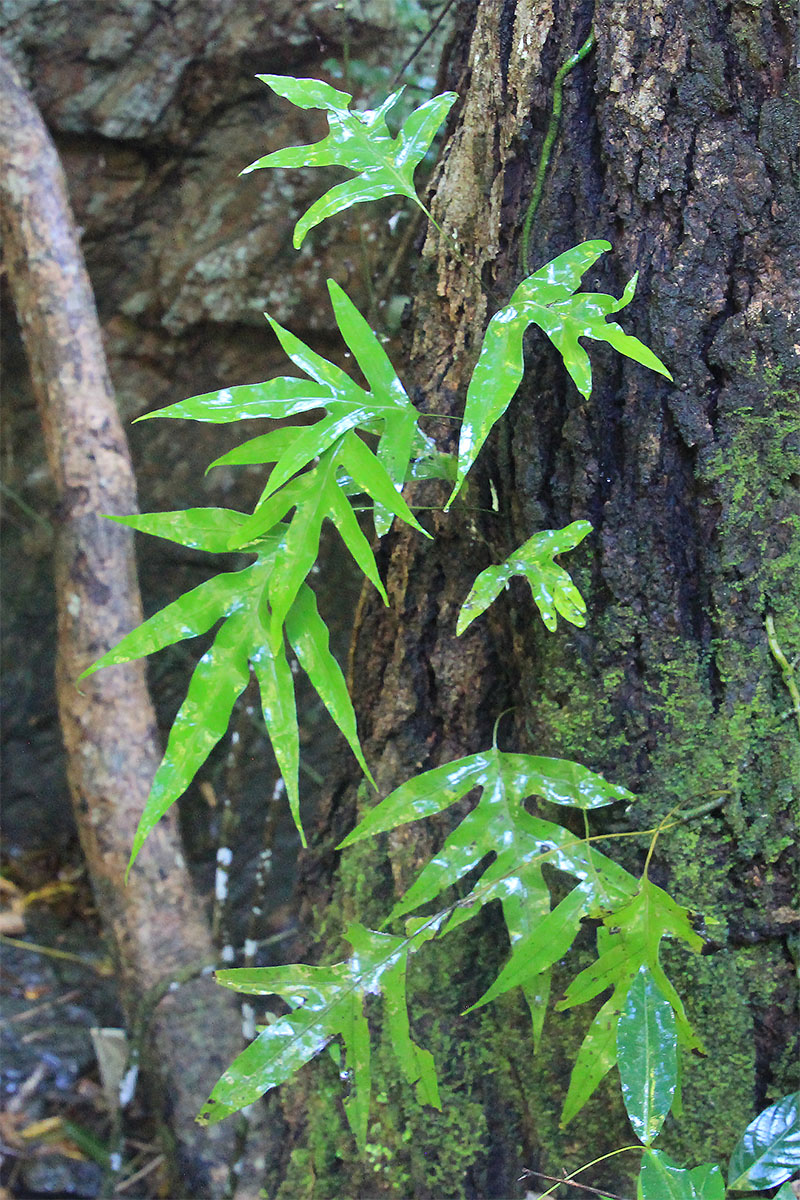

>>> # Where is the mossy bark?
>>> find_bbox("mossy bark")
[269,1,799,1195]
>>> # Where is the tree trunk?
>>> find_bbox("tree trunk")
[0,51,265,1200]
[260,1,800,1196]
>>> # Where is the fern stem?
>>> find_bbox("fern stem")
[531,1145,643,1199]
[766,612,800,737]
[519,29,596,276]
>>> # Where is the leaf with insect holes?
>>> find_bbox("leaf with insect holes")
[80,515,374,863]
[235,430,431,648]
[447,241,672,507]
[457,521,592,634]
[140,281,428,539]
[340,746,636,1048]
[241,75,457,248]
[727,1092,800,1192]
[198,921,442,1148]
[616,965,678,1144]
[558,876,704,1127]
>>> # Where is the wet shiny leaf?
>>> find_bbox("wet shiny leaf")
[689,1164,725,1199]
[107,507,255,553]
[727,1092,800,1191]
[79,566,253,677]
[240,430,430,647]
[147,282,428,540]
[241,76,457,247]
[285,583,375,789]
[457,520,592,634]
[559,877,704,1127]
[85,541,375,863]
[639,1150,703,1199]
[448,241,672,506]
[199,922,442,1148]
[340,747,635,1043]
[616,965,678,1144]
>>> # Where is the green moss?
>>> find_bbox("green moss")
[272,351,798,1194]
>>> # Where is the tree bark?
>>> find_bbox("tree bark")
[265,1,800,1196]
[0,51,264,1200]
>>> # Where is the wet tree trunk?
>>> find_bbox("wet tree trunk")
[0,51,265,1200]
[261,1,800,1196]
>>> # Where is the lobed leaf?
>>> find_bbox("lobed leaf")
[341,747,635,1040]
[199,922,442,1147]
[242,76,457,247]
[447,242,672,507]
[86,527,375,862]
[557,877,704,1126]
[457,521,592,634]
[140,284,428,542]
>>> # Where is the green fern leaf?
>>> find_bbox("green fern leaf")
[457,520,592,634]
[81,513,374,863]
[447,241,673,507]
[198,921,442,1148]
[140,282,427,539]
[558,876,704,1126]
[241,76,457,247]
[340,747,635,1044]
[239,431,431,646]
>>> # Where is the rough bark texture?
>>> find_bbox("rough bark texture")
[269,1,800,1196]
[0,51,266,1200]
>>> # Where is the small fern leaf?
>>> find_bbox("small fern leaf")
[447,242,672,507]
[199,922,442,1149]
[242,76,457,247]
[457,520,592,634]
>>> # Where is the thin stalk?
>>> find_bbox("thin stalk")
[766,612,800,736]
[520,30,596,275]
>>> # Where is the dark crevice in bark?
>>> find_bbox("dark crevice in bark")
[498,0,516,91]
[702,236,741,438]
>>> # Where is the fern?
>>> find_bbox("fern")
[78,71,730,1180]
[447,241,673,506]
[457,520,592,634]
[81,525,372,856]
[242,75,457,247]
[198,920,442,1151]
